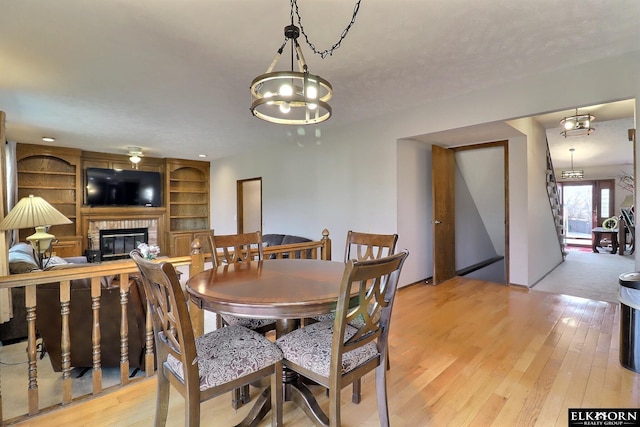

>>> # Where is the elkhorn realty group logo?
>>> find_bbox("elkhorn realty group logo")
[569,409,640,426]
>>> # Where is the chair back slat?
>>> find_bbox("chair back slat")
[344,231,398,262]
[209,231,263,267]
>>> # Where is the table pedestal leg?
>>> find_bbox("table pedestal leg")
[288,378,329,426]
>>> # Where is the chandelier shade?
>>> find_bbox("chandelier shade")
[560,109,595,138]
[560,170,584,180]
[249,0,361,125]
[250,69,332,125]
[560,148,584,180]
[250,23,333,125]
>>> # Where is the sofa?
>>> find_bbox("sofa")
[262,233,313,258]
[1,243,149,372]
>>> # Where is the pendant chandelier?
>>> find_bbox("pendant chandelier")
[560,108,595,138]
[250,0,361,125]
[561,148,584,180]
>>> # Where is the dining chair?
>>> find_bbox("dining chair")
[276,250,409,427]
[313,230,398,326]
[312,230,399,402]
[130,250,283,427]
[344,230,398,263]
[208,231,276,335]
[208,231,277,408]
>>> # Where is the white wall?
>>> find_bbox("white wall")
[211,125,399,262]
[455,157,499,269]
[397,139,431,285]
[507,135,529,286]
[456,147,505,256]
[210,50,640,286]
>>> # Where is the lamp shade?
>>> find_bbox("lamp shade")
[0,195,72,231]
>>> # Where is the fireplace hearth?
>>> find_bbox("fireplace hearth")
[99,227,148,261]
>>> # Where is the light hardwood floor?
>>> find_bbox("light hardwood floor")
[10,277,640,426]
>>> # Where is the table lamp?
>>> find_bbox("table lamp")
[0,195,72,267]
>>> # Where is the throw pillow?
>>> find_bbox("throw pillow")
[8,243,39,273]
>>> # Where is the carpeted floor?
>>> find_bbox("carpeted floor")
[531,248,634,303]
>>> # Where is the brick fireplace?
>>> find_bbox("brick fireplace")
[80,206,167,260]
[98,227,149,261]
[88,219,158,252]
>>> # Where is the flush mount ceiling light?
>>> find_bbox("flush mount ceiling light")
[561,148,584,180]
[560,108,595,138]
[128,147,143,169]
[250,0,361,125]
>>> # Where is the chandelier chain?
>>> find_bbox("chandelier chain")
[290,0,361,59]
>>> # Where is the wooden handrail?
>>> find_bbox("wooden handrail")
[0,253,199,423]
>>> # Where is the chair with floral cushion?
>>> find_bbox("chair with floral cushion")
[276,250,408,427]
[130,249,283,427]
[312,230,399,403]
[208,231,278,408]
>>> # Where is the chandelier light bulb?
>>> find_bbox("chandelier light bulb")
[279,84,293,97]
[564,121,574,130]
[280,102,291,114]
[307,103,318,110]
[265,92,275,105]
[306,85,318,99]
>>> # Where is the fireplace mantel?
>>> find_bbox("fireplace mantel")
[80,206,167,256]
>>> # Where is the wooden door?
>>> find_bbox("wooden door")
[432,145,456,285]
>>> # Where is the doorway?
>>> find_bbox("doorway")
[236,178,262,234]
[561,179,615,248]
[432,141,509,285]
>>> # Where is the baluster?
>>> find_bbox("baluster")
[59,280,72,404]
[119,273,130,385]
[91,276,102,393]
[144,301,155,375]
[25,285,38,414]
[321,228,331,260]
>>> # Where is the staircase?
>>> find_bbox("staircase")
[546,140,567,258]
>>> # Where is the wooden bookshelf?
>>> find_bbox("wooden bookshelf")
[16,144,81,243]
[165,158,211,256]
[13,144,210,257]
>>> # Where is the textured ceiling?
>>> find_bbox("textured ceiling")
[0,0,638,163]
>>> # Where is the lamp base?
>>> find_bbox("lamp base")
[26,226,55,269]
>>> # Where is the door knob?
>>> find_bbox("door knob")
[433,220,442,224]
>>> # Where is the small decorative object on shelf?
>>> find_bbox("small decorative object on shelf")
[137,242,160,260]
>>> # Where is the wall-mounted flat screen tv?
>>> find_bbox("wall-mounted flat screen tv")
[85,167,162,207]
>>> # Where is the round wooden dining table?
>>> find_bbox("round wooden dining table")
[186,258,346,426]
[186,258,346,337]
